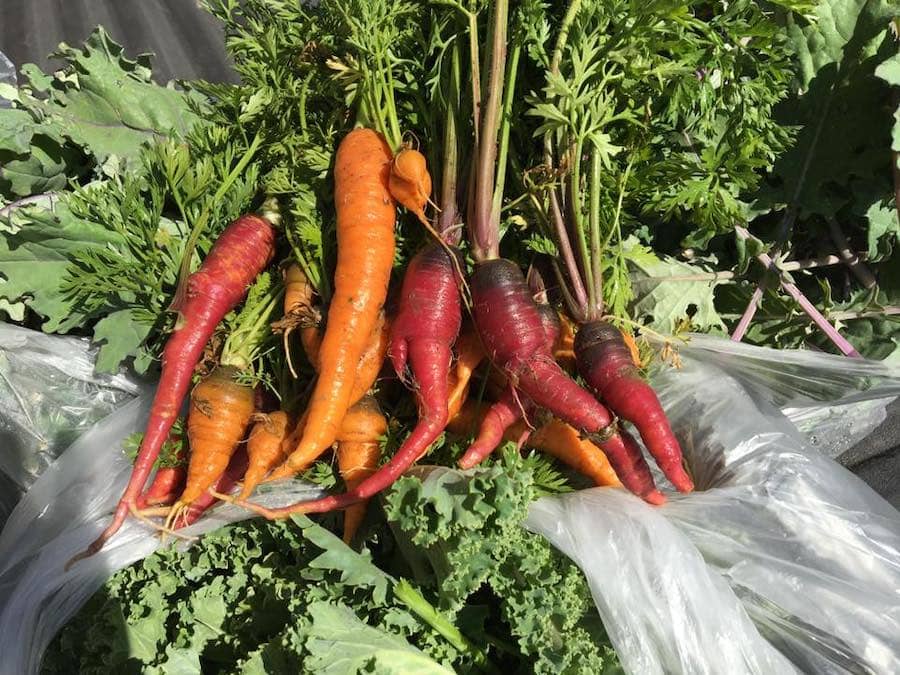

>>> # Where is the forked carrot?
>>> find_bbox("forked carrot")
[389,146,433,226]
[166,366,256,527]
[239,411,292,500]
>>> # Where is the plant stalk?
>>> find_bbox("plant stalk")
[733,226,860,357]
[470,0,508,260]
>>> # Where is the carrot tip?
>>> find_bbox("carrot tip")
[644,490,667,506]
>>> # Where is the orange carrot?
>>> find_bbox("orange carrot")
[555,311,577,373]
[525,418,621,488]
[239,411,291,499]
[389,146,432,226]
[266,309,391,483]
[447,324,485,421]
[276,128,395,476]
[335,396,387,543]
[447,400,619,488]
[274,263,320,377]
[168,366,255,525]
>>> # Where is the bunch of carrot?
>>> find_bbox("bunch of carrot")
[70,2,698,564]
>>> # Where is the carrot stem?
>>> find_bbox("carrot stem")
[588,148,603,319]
[490,39,520,232]
[470,0,508,261]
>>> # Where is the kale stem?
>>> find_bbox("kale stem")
[470,0,508,261]
[393,579,492,668]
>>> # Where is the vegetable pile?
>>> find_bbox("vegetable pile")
[1,0,898,671]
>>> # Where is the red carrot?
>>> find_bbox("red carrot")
[575,321,693,492]
[135,464,186,509]
[470,259,665,504]
[459,302,559,468]
[73,213,275,561]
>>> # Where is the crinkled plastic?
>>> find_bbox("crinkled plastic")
[0,328,899,674]
[0,324,144,527]
[0,387,323,675]
[526,334,900,675]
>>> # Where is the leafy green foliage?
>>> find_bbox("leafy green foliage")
[384,450,618,674]
[43,518,460,674]
[0,28,200,199]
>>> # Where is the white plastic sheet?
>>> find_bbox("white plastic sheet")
[526,335,900,675]
[0,387,322,675]
[0,328,899,674]
[0,324,144,526]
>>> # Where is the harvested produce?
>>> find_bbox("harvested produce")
[73,212,275,560]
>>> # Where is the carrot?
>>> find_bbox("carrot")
[335,396,387,543]
[177,445,250,528]
[554,311,577,373]
[275,128,395,477]
[449,400,619,488]
[230,244,462,521]
[447,323,485,421]
[470,259,665,504]
[265,308,391,483]
[389,147,433,226]
[459,301,560,468]
[239,411,291,500]
[167,366,256,526]
[273,263,320,377]
[526,418,621,488]
[134,428,187,509]
[73,213,275,561]
[574,321,693,493]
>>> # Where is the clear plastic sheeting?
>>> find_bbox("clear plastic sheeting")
[527,336,900,675]
[0,324,144,526]
[0,390,323,675]
[0,328,899,674]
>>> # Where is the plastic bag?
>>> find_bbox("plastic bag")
[0,388,323,675]
[0,324,144,527]
[526,335,900,675]
[2,328,899,674]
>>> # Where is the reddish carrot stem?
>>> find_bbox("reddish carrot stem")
[733,226,860,357]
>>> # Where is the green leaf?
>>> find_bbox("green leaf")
[304,602,453,675]
[0,202,122,330]
[864,199,900,260]
[769,0,898,220]
[625,240,726,334]
[875,51,900,152]
[19,27,202,172]
[126,613,167,662]
[92,308,154,373]
[0,135,74,197]
[0,108,34,154]
[152,646,203,675]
